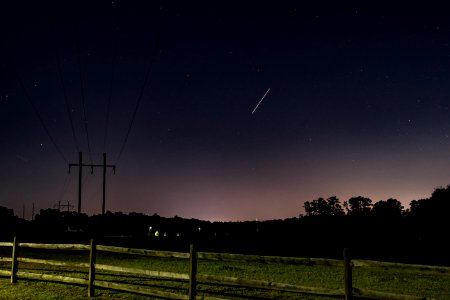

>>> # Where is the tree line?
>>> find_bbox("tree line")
[303,196,404,217]
[303,184,450,220]
[1,184,450,265]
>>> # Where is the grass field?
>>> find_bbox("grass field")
[1,247,450,299]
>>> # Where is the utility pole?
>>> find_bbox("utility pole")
[31,203,35,221]
[101,153,115,215]
[54,200,61,211]
[69,152,84,214]
[68,152,115,215]
[61,201,74,212]
[22,204,25,220]
[54,201,73,212]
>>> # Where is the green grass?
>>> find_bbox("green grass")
[1,247,450,299]
[353,266,450,299]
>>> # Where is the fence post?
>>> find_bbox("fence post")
[344,248,353,300]
[10,236,18,284]
[189,244,197,300]
[88,238,96,297]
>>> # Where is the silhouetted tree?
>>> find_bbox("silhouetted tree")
[304,196,344,216]
[427,185,450,218]
[0,206,14,219]
[372,198,404,218]
[0,206,16,238]
[407,185,450,219]
[344,196,373,215]
[408,199,429,217]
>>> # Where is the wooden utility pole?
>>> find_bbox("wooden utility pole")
[68,152,115,214]
[31,203,35,221]
[69,152,83,214]
[54,200,61,211]
[62,201,74,212]
[54,201,74,212]
[101,153,116,214]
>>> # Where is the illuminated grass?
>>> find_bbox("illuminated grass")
[1,248,450,299]
[353,266,450,299]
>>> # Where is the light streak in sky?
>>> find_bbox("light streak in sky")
[251,88,270,114]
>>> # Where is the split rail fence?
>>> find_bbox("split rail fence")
[0,237,448,299]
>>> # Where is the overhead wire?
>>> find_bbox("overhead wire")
[55,47,81,153]
[115,12,163,165]
[115,50,160,165]
[3,13,69,164]
[103,6,121,151]
[103,48,117,152]
[16,76,68,163]
[73,15,93,164]
[47,12,81,156]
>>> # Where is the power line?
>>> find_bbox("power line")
[103,50,116,151]
[103,8,121,151]
[55,49,81,153]
[74,16,93,164]
[54,200,74,212]
[17,77,68,163]
[5,27,69,163]
[47,13,80,155]
[115,24,162,165]
[115,53,159,164]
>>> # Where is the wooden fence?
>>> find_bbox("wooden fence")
[0,238,448,299]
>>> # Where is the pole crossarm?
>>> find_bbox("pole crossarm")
[62,202,74,212]
[53,201,74,212]
[68,164,116,174]
[67,152,116,214]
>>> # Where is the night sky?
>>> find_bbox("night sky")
[2,2,450,221]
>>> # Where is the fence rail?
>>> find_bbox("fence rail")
[17,271,89,286]
[352,259,450,273]
[95,264,189,280]
[96,244,190,259]
[18,243,90,251]
[197,251,343,266]
[94,280,191,300]
[197,273,344,296]
[0,257,11,262]
[0,238,444,299]
[353,288,436,300]
[17,257,90,268]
